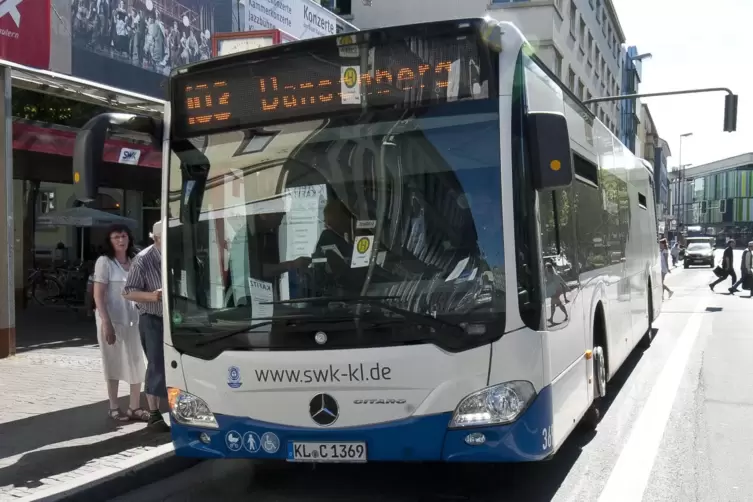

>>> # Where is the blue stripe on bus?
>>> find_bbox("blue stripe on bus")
[170,385,553,462]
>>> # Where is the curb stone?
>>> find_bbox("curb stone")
[16,444,201,502]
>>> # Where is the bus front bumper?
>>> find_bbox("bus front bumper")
[170,385,553,463]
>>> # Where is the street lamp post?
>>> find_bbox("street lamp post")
[677,132,693,230]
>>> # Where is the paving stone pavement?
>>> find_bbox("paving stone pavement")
[0,306,171,501]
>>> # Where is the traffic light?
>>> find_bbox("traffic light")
[724,94,738,132]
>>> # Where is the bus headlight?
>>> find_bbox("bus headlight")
[449,381,536,428]
[167,387,219,429]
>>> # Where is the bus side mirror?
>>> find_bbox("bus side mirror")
[73,113,163,203]
[526,112,573,190]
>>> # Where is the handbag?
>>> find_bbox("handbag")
[713,265,726,278]
[743,274,752,291]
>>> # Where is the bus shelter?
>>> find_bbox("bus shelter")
[0,59,165,358]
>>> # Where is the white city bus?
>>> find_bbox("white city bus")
[73,18,662,463]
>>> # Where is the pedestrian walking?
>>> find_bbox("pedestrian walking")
[710,239,737,291]
[728,241,753,297]
[123,220,170,432]
[92,224,149,423]
[545,262,569,324]
[660,239,674,299]
[671,241,680,267]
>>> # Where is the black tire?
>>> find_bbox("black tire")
[32,275,64,305]
[639,284,654,349]
[684,263,689,269]
[582,318,607,431]
[709,262,714,268]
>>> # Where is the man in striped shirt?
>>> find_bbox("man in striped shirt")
[124,220,169,432]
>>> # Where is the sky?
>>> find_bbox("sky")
[611,0,750,170]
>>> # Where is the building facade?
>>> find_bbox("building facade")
[635,103,669,236]
[620,45,644,154]
[669,153,753,246]
[342,0,626,135]
[654,137,671,230]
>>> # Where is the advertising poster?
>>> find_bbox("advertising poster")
[69,0,234,97]
[0,0,51,68]
[247,0,342,40]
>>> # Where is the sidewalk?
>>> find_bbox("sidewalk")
[0,306,172,501]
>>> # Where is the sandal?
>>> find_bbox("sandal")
[108,408,129,422]
[126,408,151,422]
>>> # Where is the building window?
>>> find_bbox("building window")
[554,49,563,78]
[569,1,577,36]
[587,32,594,56]
[589,0,594,7]
[323,0,351,15]
[39,190,56,214]
[568,68,576,91]
[586,90,592,103]
[596,0,601,22]
[608,26,612,47]
[602,12,607,34]
[577,80,585,100]
[594,49,601,76]
[579,20,587,48]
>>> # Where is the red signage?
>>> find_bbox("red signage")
[13,121,162,168]
[0,0,51,68]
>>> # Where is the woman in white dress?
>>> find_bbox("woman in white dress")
[92,224,149,422]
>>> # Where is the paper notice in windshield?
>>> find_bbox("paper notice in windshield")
[351,236,374,268]
[248,278,273,325]
[445,257,470,282]
[283,185,327,262]
[341,66,362,105]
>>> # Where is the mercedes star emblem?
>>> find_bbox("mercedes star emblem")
[309,393,339,426]
[314,331,328,345]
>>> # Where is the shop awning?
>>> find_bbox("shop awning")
[4,58,165,117]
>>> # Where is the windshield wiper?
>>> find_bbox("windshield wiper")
[192,312,380,348]
[193,321,274,347]
[265,296,465,335]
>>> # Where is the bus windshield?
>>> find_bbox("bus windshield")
[166,100,505,354]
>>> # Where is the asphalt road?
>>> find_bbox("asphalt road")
[113,250,753,502]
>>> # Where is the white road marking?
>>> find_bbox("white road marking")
[598,303,706,502]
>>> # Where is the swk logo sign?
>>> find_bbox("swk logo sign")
[118,148,141,165]
[0,0,23,28]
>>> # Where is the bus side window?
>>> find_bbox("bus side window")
[538,187,578,327]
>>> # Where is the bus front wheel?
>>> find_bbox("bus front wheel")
[582,318,607,430]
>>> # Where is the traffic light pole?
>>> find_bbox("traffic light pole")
[584,87,739,132]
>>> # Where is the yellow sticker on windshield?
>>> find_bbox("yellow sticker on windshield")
[357,237,370,253]
[351,235,375,269]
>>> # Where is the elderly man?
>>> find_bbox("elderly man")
[123,221,169,432]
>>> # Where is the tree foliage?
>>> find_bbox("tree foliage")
[12,89,109,128]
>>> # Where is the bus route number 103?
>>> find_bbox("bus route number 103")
[185,81,232,126]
